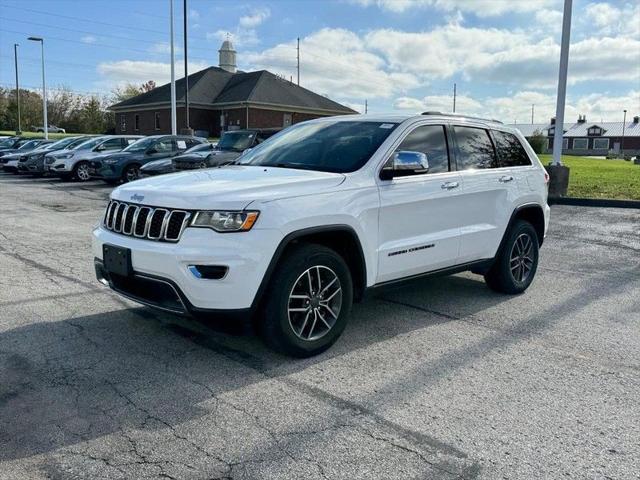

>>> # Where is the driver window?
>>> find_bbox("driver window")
[392,125,450,175]
[154,140,173,153]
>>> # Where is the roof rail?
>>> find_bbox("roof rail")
[421,111,503,124]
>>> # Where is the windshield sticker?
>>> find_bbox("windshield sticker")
[379,123,394,129]
[177,140,187,149]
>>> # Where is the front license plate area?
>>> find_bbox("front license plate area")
[103,244,132,277]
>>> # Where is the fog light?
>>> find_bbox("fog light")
[188,265,228,280]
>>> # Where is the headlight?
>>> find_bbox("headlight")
[103,158,120,164]
[190,210,259,232]
[57,153,73,159]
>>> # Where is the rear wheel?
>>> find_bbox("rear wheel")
[260,244,353,357]
[122,164,141,183]
[73,161,91,182]
[484,220,539,294]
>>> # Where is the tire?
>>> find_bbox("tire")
[484,220,539,294]
[122,164,141,183]
[73,161,91,182]
[260,244,353,357]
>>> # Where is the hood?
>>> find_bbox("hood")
[111,165,346,210]
[140,158,173,171]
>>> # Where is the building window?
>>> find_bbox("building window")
[154,112,161,130]
[546,138,568,150]
[573,138,588,149]
[587,126,603,136]
[120,114,126,132]
[593,138,609,149]
[134,114,140,131]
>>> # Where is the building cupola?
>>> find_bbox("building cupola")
[219,37,237,73]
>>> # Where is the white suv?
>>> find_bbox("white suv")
[93,113,550,357]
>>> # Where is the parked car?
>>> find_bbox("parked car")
[0,137,34,157]
[47,135,142,181]
[32,124,66,133]
[92,113,550,357]
[0,138,48,161]
[18,136,91,175]
[89,135,206,184]
[3,140,56,172]
[173,130,276,171]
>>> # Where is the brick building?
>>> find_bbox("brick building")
[109,40,356,138]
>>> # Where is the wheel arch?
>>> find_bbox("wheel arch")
[251,225,368,312]
[502,203,546,251]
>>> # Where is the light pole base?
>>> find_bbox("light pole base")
[180,128,194,136]
[545,164,570,198]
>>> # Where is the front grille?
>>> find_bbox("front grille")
[103,200,190,242]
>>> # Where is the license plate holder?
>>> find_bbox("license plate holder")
[103,244,132,277]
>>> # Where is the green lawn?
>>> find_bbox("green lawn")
[0,130,80,140]
[539,154,640,200]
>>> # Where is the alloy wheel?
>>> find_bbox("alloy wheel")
[509,233,534,283]
[76,163,91,181]
[125,166,140,182]
[287,265,342,341]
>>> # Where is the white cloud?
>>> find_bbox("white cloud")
[189,8,200,20]
[393,90,640,123]
[534,9,563,33]
[97,60,209,87]
[583,2,640,38]
[350,0,558,17]
[81,35,96,44]
[245,28,421,100]
[239,7,270,28]
[148,42,182,55]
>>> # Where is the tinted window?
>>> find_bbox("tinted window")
[493,131,531,167]
[394,125,449,174]
[101,138,124,151]
[454,126,497,170]
[154,139,173,153]
[236,121,399,173]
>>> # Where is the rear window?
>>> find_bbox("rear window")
[493,130,532,167]
[453,126,497,170]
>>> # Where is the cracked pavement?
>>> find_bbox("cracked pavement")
[0,172,639,479]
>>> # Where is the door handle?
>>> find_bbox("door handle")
[498,175,514,183]
[441,181,459,190]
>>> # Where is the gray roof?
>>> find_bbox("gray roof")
[509,119,640,138]
[110,67,355,114]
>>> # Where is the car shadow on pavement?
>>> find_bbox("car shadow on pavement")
[1,270,633,465]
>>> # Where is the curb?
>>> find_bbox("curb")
[548,197,640,209]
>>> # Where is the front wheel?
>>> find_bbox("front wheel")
[260,244,353,357]
[122,164,141,183]
[73,161,91,182]
[484,220,539,294]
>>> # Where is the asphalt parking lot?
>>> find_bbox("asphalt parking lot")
[0,172,639,480]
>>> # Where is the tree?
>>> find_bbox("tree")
[110,83,144,103]
[47,86,80,128]
[79,97,106,133]
[527,129,547,154]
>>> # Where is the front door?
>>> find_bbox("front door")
[377,124,463,283]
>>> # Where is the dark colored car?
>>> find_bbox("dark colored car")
[3,140,56,172]
[173,129,278,171]
[90,135,206,184]
[0,139,48,162]
[0,137,37,157]
[18,137,91,175]
[141,142,215,177]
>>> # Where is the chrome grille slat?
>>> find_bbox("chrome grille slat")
[102,200,189,243]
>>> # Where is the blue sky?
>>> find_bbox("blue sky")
[1,0,638,122]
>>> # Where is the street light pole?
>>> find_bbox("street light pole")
[13,43,21,134]
[621,109,627,158]
[169,0,177,135]
[551,0,572,167]
[28,36,47,139]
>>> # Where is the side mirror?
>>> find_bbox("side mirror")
[380,151,429,180]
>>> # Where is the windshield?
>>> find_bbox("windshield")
[123,137,156,152]
[236,121,399,173]
[74,137,104,150]
[218,131,256,152]
[48,137,82,150]
[0,139,16,148]
[185,143,212,154]
[17,140,41,150]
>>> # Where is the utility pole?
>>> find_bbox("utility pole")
[453,83,456,113]
[13,43,21,134]
[183,0,190,133]
[169,0,177,135]
[296,37,300,85]
[621,109,627,157]
[531,104,535,124]
[551,0,572,167]
[364,99,367,114]
[28,36,47,139]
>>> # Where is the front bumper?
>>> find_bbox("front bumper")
[92,225,282,312]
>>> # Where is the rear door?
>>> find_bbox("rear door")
[492,129,537,196]
[377,124,464,283]
[452,125,518,262]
